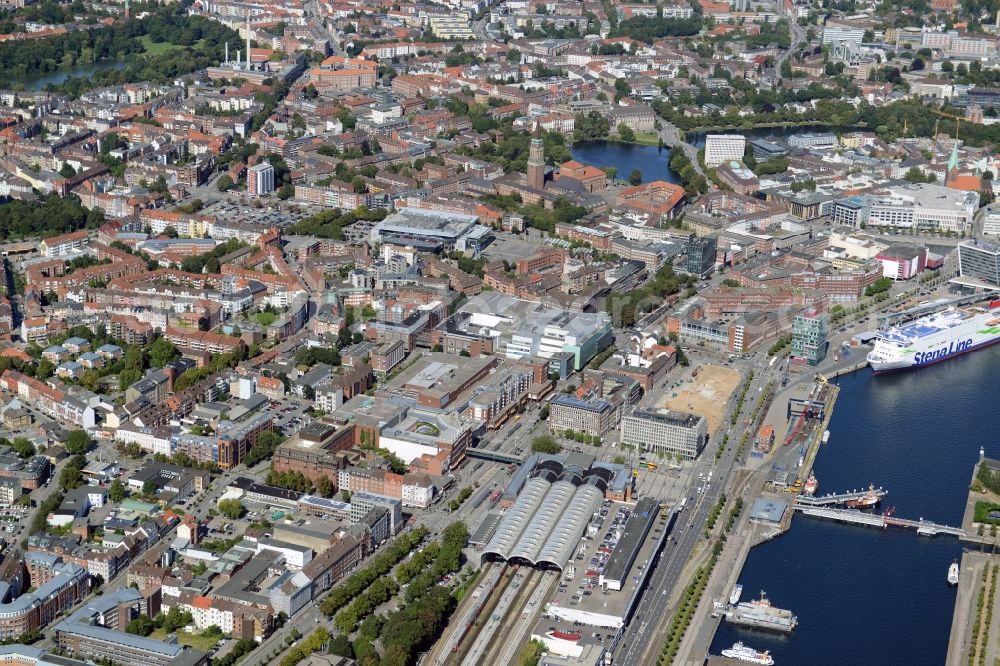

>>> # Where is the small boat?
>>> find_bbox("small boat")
[730,583,744,605]
[844,484,882,509]
[949,560,960,586]
[721,641,775,665]
[803,472,818,496]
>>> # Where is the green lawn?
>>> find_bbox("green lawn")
[633,131,660,146]
[254,312,277,326]
[149,627,221,652]
[974,501,1000,524]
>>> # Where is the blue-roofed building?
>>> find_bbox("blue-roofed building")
[41,346,69,363]
[96,344,124,360]
[749,497,788,523]
[63,337,90,354]
[56,361,83,380]
[832,195,872,228]
[77,352,103,370]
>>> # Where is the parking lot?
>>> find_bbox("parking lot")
[530,499,674,650]
[270,398,313,436]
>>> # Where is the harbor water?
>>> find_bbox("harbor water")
[709,346,1000,665]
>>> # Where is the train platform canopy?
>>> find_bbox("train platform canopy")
[481,458,611,570]
[750,498,788,524]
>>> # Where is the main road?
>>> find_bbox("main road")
[614,359,777,665]
[657,121,704,177]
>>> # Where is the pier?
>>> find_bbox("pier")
[792,504,965,537]
[794,487,887,507]
[794,505,886,528]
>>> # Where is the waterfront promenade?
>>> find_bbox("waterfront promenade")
[946,551,1000,666]
[675,378,836,663]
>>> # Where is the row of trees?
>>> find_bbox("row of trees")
[58,453,89,492]
[977,463,1000,496]
[767,333,793,357]
[333,575,399,634]
[280,627,330,666]
[126,607,193,637]
[660,489,745,662]
[331,523,468,643]
[173,347,247,393]
[118,338,179,390]
[730,370,755,426]
[28,491,63,538]
[865,277,893,297]
[364,522,468,665]
[560,428,600,445]
[668,151,708,198]
[968,565,997,666]
[610,12,702,43]
[448,487,472,512]
[318,526,428,616]
[265,469,315,494]
[217,498,245,520]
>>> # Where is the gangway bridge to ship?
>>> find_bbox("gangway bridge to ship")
[879,293,998,327]
[794,487,888,507]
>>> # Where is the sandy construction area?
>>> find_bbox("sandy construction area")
[660,364,742,435]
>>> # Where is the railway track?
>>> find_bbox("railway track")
[459,568,540,666]
[436,564,516,666]
[491,570,559,666]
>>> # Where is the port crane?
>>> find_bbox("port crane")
[783,405,812,447]
[782,374,830,447]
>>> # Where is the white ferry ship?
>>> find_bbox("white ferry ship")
[721,642,775,665]
[867,302,1000,373]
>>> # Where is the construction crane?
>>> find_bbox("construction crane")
[930,108,964,140]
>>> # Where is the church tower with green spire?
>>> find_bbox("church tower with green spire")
[946,140,960,186]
